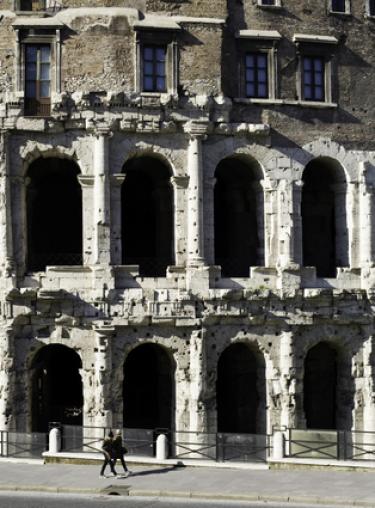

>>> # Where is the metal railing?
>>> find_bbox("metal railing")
[0,431,47,459]
[287,429,339,460]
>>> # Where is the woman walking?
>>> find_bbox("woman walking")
[113,430,131,477]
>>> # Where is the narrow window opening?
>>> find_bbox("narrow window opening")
[331,0,346,11]
[245,53,268,99]
[369,0,375,15]
[142,45,167,93]
[24,44,51,117]
[302,56,325,102]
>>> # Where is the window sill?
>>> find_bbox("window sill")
[257,4,283,9]
[328,10,352,16]
[234,97,338,108]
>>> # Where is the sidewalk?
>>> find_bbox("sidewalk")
[0,459,375,506]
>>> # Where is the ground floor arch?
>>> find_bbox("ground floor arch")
[303,342,338,430]
[30,344,83,432]
[216,342,266,434]
[123,343,174,430]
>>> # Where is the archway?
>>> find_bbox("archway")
[121,156,174,276]
[302,158,347,277]
[216,343,266,434]
[214,156,264,277]
[304,342,337,430]
[123,344,174,429]
[31,344,83,432]
[26,157,82,271]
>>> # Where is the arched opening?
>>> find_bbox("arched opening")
[214,156,264,277]
[31,344,83,432]
[302,158,348,277]
[123,343,174,429]
[121,156,174,277]
[26,157,82,271]
[217,343,266,434]
[304,342,337,430]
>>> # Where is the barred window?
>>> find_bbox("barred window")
[302,56,325,102]
[142,46,167,93]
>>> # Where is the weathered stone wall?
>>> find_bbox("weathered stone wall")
[0,1,373,449]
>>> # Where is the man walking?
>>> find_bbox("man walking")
[100,430,117,478]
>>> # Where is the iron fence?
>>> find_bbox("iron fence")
[0,431,47,459]
[287,429,339,460]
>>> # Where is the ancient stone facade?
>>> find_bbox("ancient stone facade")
[0,0,374,439]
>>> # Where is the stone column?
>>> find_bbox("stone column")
[363,335,375,432]
[171,175,189,267]
[0,327,15,430]
[279,331,297,428]
[189,329,208,433]
[186,134,205,267]
[93,131,111,265]
[77,175,95,265]
[347,180,360,269]
[333,182,350,269]
[359,167,375,269]
[261,179,278,267]
[292,180,303,266]
[204,177,216,266]
[92,329,113,429]
[110,174,126,266]
[11,176,25,274]
[0,131,14,277]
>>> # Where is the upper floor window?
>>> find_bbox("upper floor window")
[368,0,375,15]
[142,46,167,93]
[24,44,51,116]
[257,0,282,6]
[245,53,268,98]
[19,0,46,10]
[330,0,350,13]
[302,56,325,101]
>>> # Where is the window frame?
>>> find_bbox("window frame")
[13,25,62,117]
[16,0,47,11]
[301,55,326,102]
[135,29,179,96]
[367,0,375,16]
[257,0,282,7]
[244,52,269,99]
[329,0,351,14]
[24,43,52,116]
[142,45,167,93]
[236,31,281,101]
[294,37,337,105]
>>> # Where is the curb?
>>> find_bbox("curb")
[0,483,373,507]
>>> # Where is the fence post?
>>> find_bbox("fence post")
[272,430,285,460]
[156,433,168,460]
[49,427,61,453]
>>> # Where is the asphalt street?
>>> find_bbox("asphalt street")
[0,492,352,508]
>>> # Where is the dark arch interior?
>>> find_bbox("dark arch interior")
[217,343,265,434]
[26,157,82,271]
[303,342,337,430]
[31,344,83,432]
[123,344,173,429]
[214,157,263,277]
[121,156,174,277]
[302,159,346,277]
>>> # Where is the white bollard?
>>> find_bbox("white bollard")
[156,433,168,460]
[49,427,61,454]
[273,431,284,460]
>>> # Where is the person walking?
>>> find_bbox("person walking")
[113,430,131,477]
[100,430,117,478]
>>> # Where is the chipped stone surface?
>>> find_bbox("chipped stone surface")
[0,1,373,438]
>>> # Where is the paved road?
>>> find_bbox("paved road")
[0,492,350,508]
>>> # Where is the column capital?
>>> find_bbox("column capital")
[183,120,211,139]
[111,173,126,187]
[77,174,95,187]
[171,175,189,189]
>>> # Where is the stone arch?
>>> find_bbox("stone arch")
[122,343,175,430]
[302,157,348,277]
[30,343,83,432]
[121,155,174,276]
[26,156,82,271]
[214,155,264,276]
[216,341,266,434]
[303,340,353,430]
